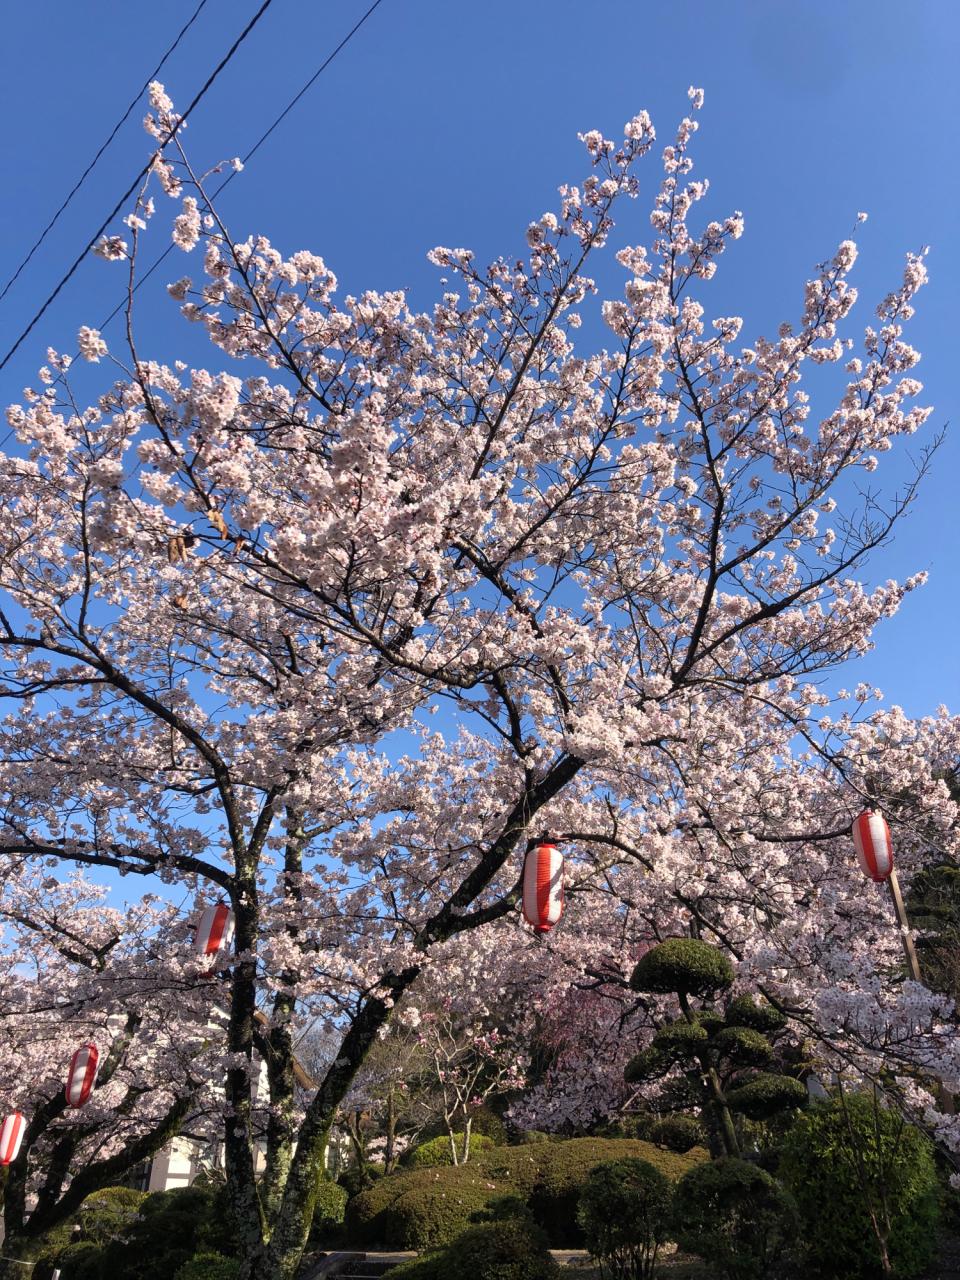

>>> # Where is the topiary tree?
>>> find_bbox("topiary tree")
[577,1158,672,1280]
[626,939,805,1155]
[779,1088,940,1278]
[671,1157,799,1280]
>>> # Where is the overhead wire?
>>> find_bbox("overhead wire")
[0,0,212,306]
[0,0,278,374]
[95,0,388,333]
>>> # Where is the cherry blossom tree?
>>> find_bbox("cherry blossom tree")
[0,868,225,1277]
[0,79,957,1279]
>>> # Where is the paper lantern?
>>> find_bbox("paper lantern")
[65,1043,100,1108]
[194,903,235,957]
[0,1112,25,1166]
[852,809,894,883]
[522,841,564,933]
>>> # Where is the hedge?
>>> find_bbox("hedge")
[346,1137,704,1249]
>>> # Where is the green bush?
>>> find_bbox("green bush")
[347,1137,703,1249]
[434,1219,560,1280]
[630,939,734,998]
[648,1115,705,1154]
[50,1242,106,1280]
[709,1026,773,1067]
[470,1195,535,1225]
[314,1177,348,1225]
[623,1048,668,1084]
[404,1133,496,1168]
[388,1254,446,1280]
[516,1130,551,1144]
[336,1162,383,1197]
[307,1176,350,1247]
[725,995,787,1034]
[651,1020,709,1058]
[92,1183,236,1280]
[577,1158,672,1280]
[77,1186,147,1245]
[725,1073,808,1120]
[780,1092,940,1278]
[173,1253,240,1280]
[672,1157,799,1280]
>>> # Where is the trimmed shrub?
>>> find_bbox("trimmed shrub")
[77,1186,147,1245]
[516,1130,550,1144]
[709,1026,773,1067]
[49,1242,106,1280]
[725,994,787,1034]
[780,1092,940,1278]
[726,1073,808,1120]
[692,1009,726,1035]
[525,1139,694,1247]
[651,1020,708,1059]
[307,1177,350,1248]
[173,1253,240,1280]
[470,1105,509,1147]
[313,1177,348,1225]
[347,1137,703,1249]
[470,1196,535,1225]
[404,1133,496,1168]
[630,939,734,998]
[577,1158,672,1280]
[92,1183,236,1280]
[434,1219,560,1280]
[672,1157,799,1280]
[623,1048,668,1084]
[388,1254,446,1280]
[648,1115,705,1154]
[336,1162,383,1197]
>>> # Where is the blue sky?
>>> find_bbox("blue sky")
[0,0,956,717]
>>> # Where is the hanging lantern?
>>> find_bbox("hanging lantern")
[0,1112,25,1166]
[194,903,235,958]
[522,840,565,933]
[65,1043,100,1108]
[852,809,894,883]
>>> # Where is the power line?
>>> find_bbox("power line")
[0,0,211,306]
[96,0,387,333]
[0,0,278,374]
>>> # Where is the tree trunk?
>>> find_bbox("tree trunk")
[0,1237,41,1280]
[706,1067,740,1157]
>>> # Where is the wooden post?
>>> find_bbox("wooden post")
[887,868,922,983]
[888,869,955,1114]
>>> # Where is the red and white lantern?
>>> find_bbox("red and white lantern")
[852,809,894,883]
[0,1112,25,1166]
[194,903,235,958]
[65,1043,100,1108]
[522,841,564,934]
